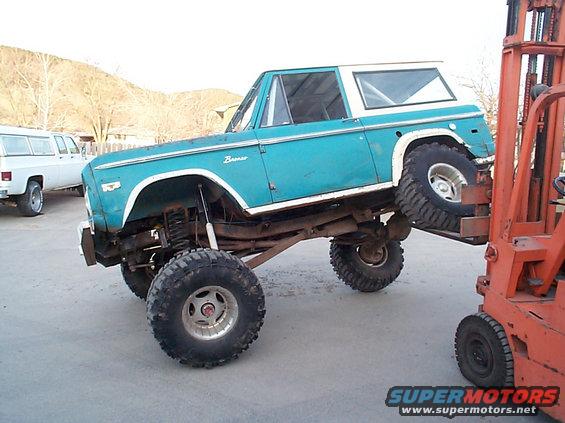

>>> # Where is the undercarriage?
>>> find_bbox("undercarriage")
[89,189,412,273]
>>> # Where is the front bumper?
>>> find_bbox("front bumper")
[77,220,96,266]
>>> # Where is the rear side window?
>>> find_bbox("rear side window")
[354,68,456,110]
[29,137,54,155]
[64,136,80,154]
[0,135,31,156]
[54,135,68,154]
[261,71,347,127]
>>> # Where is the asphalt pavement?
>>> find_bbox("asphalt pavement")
[0,191,554,422]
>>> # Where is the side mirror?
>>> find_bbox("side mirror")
[81,145,87,156]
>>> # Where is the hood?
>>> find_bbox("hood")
[88,133,232,170]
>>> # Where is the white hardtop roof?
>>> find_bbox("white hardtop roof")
[339,60,443,68]
[0,125,53,137]
[0,125,77,138]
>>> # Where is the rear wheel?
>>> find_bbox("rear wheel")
[395,142,477,232]
[147,249,265,367]
[17,180,43,217]
[455,313,514,387]
[330,239,404,292]
[120,263,155,300]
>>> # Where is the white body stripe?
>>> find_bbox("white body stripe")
[245,182,393,215]
[95,140,259,170]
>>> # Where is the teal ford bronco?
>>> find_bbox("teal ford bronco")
[79,62,494,366]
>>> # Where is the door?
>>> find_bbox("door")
[254,70,378,203]
[63,136,86,185]
[53,135,74,187]
[27,136,60,189]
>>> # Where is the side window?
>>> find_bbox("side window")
[0,135,31,156]
[29,137,54,155]
[354,68,456,109]
[54,135,68,154]
[227,74,263,133]
[261,76,292,128]
[64,136,80,154]
[238,96,257,132]
[279,71,347,124]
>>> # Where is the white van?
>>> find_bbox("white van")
[0,125,91,216]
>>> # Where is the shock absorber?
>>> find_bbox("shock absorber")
[197,184,219,250]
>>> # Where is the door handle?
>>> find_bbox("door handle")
[342,118,360,124]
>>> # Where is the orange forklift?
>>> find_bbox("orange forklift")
[452,0,565,420]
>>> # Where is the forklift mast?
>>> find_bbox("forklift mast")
[455,1,565,421]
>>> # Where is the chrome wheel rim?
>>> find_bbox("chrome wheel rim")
[427,163,467,203]
[357,243,388,267]
[31,188,43,213]
[182,286,238,341]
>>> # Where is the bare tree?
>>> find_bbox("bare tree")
[2,50,66,129]
[0,47,31,126]
[461,61,499,136]
[70,66,120,143]
[0,46,242,142]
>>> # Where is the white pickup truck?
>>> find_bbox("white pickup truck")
[0,125,91,216]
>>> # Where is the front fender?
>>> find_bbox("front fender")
[85,135,271,232]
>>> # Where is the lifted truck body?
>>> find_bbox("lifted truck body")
[79,62,494,366]
[82,62,493,263]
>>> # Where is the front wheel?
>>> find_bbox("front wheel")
[120,263,155,300]
[455,313,514,387]
[395,143,477,232]
[75,185,85,197]
[146,249,265,367]
[330,240,404,292]
[17,180,43,216]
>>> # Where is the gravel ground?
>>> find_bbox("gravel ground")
[0,191,554,422]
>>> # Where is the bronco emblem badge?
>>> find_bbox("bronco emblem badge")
[223,155,248,164]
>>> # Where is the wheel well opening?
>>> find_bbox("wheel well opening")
[28,175,43,188]
[126,175,244,224]
[404,135,474,161]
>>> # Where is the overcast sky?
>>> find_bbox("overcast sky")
[0,0,508,96]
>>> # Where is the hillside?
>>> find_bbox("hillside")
[0,46,242,143]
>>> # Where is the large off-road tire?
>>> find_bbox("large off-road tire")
[455,312,514,387]
[17,180,43,217]
[120,263,154,300]
[395,142,477,232]
[147,249,265,367]
[75,184,85,197]
[330,240,404,292]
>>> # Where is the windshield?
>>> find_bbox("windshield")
[226,74,264,133]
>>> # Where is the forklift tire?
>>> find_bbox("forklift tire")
[455,312,514,387]
[330,240,404,292]
[146,249,265,367]
[17,180,43,217]
[395,143,477,232]
[120,263,154,300]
